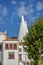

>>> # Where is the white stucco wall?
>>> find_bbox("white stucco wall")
[19,62,24,65]
[3,50,18,65]
[19,45,30,64]
[19,45,28,61]
[0,33,5,63]
[0,35,5,42]
[3,41,19,65]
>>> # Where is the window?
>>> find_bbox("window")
[19,48,21,52]
[5,43,17,50]
[8,52,11,59]
[10,44,12,49]
[19,54,22,61]
[12,52,14,59]
[5,44,8,49]
[14,44,17,49]
[8,52,14,59]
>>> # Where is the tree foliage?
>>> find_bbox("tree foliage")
[24,18,43,65]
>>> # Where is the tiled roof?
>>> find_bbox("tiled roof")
[5,36,18,41]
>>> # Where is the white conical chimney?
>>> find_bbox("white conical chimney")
[18,16,28,42]
[22,15,24,22]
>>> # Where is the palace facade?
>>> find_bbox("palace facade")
[0,16,32,65]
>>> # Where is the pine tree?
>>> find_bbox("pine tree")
[24,18,43,65]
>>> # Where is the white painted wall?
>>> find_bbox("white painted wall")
[3,50,18,65]
[0,35,4,42]
[0,34,7,42]
[3,41,19,65]
[19,62,24,65]
[0,33,6,63]
[19,45,28,60]
[19,45,30,63]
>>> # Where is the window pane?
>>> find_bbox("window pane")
[5,44,8,49]
[8,52,14,59]
[10,44,12,49]
[14,44,17,49]
[12,52,14,59]
[8,53,11,59]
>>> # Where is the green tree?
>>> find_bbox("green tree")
[24,18,43,65]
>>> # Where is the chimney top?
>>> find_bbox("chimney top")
[22,15,24,22]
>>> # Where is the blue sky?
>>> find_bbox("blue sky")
[0,0,43,37]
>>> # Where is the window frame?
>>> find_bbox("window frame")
[8,52,15,59]
[5,44,8,50]
[14,43,17,49]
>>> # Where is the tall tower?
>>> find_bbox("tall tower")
[18,16,28,42]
